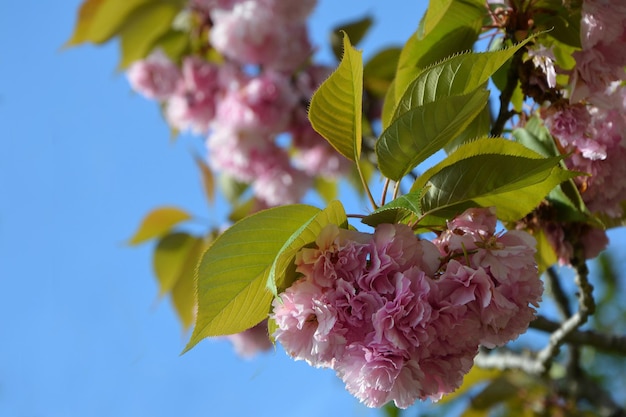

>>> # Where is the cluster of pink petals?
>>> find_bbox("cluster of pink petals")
[543,100,626,220]
[125,0,347,207]
[570,0,626,104]
[272,208,542,408]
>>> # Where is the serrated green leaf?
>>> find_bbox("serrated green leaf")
[309,32,363,162]
[361,191,423,227]
[267,201,347,296]
[376,88,489,181]
[128,206,192,245]
[394,0,484,103]
[184,204,322,352]
[413,138,578,222]
[330,16,373,61]
[395,38,532,119]
[444,103,491,154]
[117,1,181,68]
[152,29,191,63]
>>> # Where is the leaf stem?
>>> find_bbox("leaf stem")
[381,178,391,206]
[356,159,378,210]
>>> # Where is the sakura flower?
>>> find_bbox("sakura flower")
[126,50,180,101]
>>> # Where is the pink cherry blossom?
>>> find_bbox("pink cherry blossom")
[126,50,180,101]
[210,1,312,71]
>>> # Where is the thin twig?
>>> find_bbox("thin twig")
[546,266,573,319]
[535,257,595,375]
[528,316,626,355]
[380,178,391,207]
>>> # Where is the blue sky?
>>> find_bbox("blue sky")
[0,1,431,416]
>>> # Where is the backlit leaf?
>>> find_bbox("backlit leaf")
[184,205,322,352]
[394,38,532,118]
[376,88,489,181]
[128,206,192,245]
[394,0,484,104]
[361,191,423,228]
[117,1,181,68]
[309,32,363,162]
[413,138,578,222]
[153,232,198,295]
[66,0,183,46]
[170,236,206,330]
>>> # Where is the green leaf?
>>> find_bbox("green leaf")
[117,1,181,68]
[153,232,198,295]
[170,236,206,330]
[309,32,363,162]
[184,204,322,352]
[438,366,502,404]
[535,227,558,274]
[394,38,532,118]
[313,177,338,204]
[376,88,489,181]
[330,15,373,61]
[66,0,184,46]
[194,154,215,205]
[394,0,484,104]
[444,103,491,154]
[413,138,578,222]
[267,201,347,296]
[512,116,560,158]
[363,47,401,98]
[361,191,423,228]
[128,206,192,245]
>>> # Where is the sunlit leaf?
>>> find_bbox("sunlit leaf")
[184,205,322,352]
[394,38,532,118]
[128,206,192,245]
[394,0,484,103]
[66,0,184,46]
[117,1,181,68]
[361,191,423,228]
[535,228,558,274]
[412,138,578,222]
[309,32,363,162]
[376,88,489,181]
[170,236,206,330]
[153,232,198,295]
[267,200,347,296]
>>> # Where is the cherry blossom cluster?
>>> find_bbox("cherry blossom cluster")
[530,0,626,262]
[126,0,349,207]
[271,207,542,408]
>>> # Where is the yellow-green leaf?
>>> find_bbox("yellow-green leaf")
[309,32,363,162]
[128,206,192,245]
[183,204,322,353]
[117,1,181,68]
[170,236,206,330]
[65,0,154,46]
[153,232,198,296]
